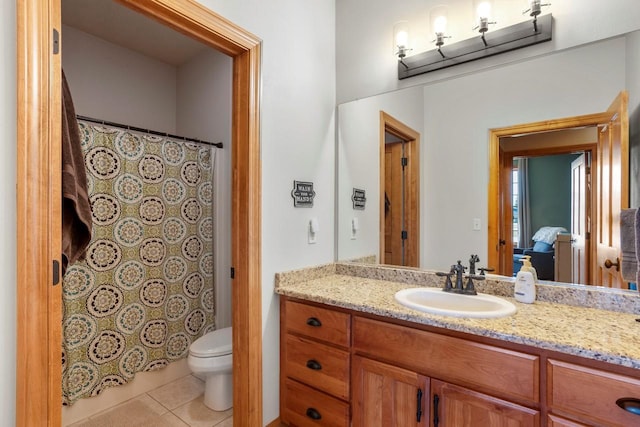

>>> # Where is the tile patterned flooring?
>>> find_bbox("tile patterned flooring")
[68,375,233,427]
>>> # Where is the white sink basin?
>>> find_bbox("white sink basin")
[394,287,517,319]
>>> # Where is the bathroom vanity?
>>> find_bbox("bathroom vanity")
[276,263,640,426]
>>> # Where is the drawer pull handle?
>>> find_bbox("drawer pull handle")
[616,398,640,415]
[306,407,322,420]
[306,359,322,370]
[306,317,322,327]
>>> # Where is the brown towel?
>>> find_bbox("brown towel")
[61,70,92,275]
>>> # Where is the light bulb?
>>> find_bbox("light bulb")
[396,29,409,47]
[392,21,411,58]
[430,5,448,36]
[476,1,492,19]
[433,16,447,35]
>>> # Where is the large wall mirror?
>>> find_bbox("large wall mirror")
[337,32,640,288]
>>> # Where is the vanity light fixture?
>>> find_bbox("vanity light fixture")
[397,2,552,80]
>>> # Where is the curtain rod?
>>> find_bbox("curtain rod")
[76,115,223,149]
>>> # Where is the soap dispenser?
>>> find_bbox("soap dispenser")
[514,256,536,304]
[519,255,538,283]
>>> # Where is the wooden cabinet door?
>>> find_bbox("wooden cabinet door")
[352,356,429,427]
[431,379,539,427]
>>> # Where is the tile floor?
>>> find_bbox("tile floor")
[68,375,233,427]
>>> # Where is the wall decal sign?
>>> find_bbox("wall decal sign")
[352,188,366,210]
[291,180,315,208]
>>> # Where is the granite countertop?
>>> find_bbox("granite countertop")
[275,262,640,370]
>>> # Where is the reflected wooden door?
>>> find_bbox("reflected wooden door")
[570,154,589,284]
[594,92,628,287]
[385,142,404,265]
[380,112,420,268]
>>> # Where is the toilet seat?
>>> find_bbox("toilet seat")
[190,327,232,357]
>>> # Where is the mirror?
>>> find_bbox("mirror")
[337,32,639,284]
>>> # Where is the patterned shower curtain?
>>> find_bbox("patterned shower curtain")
[62,121,216,405]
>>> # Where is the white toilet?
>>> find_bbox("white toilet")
[187,327,233,411]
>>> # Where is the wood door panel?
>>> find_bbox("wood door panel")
[385,142,404,266]
[432,380,539,427]
[352,356,428,427]
[380,112,420,268]
[594,92,628,287]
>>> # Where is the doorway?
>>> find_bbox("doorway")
[508,148,594,283]
[488,92,629,287]
[379,111,420,267]
[16,1,262,426]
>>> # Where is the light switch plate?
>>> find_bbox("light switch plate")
[473,218,481,231]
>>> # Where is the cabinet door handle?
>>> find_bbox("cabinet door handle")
[416,388,423,422]
[306,407,322,420]
[306,359,322,370]
[433,394,440,427]
[616,398,640,415]
[306,317,322,327]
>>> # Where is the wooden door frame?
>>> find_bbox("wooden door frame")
[379,111,420,267]
[16,1,262,425]
[488,112,612,278]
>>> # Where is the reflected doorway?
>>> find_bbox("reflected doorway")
[510,150,593,284]
[379,112,420,267]
[488,92,629,288]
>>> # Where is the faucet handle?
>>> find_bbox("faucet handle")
[436,271,454,291]
[478,267,494,276]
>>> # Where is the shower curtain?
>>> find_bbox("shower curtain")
[62,120,216,405]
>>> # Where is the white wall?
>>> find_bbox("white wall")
[337,86,423,261]
[176,50,233,328]
[61,25,177,133]
[198,1,336,423]
[0,0,16,423]
[336,0,640,104]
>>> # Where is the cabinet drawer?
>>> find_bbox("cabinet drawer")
[285,300,350,347]
[353,316,539,404]
[283,378,350,427]
[548,359,640,426]
[285,334,350,400]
